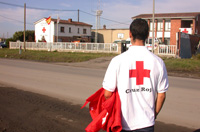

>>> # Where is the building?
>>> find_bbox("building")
[34,18,92,43]
[92,25,129,43]
[132,12,200,45]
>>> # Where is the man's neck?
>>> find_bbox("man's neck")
[131,39,145,46]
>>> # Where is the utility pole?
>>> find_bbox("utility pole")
[152,0,155,53]
[95,12,98,43]
[78,9,79,22]
[57,14,59,42]
[24,3,26,51]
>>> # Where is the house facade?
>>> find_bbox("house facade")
[132,12,200,45]
[92,25,129,43]
[34,18,92,43]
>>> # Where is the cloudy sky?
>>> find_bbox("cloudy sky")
[0,0,200,38]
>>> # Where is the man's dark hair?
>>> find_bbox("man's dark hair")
[129,18,149,42]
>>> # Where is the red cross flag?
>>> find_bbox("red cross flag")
[179,28,192,34]
[46,16,51,25]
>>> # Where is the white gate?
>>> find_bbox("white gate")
[158,45,177,56]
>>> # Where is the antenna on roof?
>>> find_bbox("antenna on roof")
[95,0,103,43]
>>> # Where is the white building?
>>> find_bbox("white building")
[34,18,92,42]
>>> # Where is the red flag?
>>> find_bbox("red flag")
[46,16,51,25]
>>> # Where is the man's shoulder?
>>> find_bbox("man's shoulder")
[112,51,129,61]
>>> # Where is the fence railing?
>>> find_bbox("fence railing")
[158,45,177,56]
[10,42,119,53]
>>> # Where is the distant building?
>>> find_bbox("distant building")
[34,18,92,42]
[132,12,200,45]
[92,25,129,43]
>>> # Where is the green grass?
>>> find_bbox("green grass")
[0,49,117,62]
[162,56,200,72]
[0,49,200,73]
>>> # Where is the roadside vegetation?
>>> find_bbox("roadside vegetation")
[1,49,199,77]
[162,56,200,74]
[0,49,116,62]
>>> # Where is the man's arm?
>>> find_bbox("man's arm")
[104,89,113,100]
[155,92,166,119]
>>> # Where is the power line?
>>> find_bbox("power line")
[79,10,129,25]
[0,1,129,25]
[0,1,77,12]
[0,14,32,25]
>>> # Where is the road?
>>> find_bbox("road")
[0,58,200,129]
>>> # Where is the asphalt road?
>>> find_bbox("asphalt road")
[0,58,199,129]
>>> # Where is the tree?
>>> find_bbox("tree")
[5,38,14,48]
[12,30,35,42]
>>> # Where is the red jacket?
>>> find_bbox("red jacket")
[81,88,122,132]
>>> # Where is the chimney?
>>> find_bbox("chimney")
[68,18,72,22]
[103,25,106,29]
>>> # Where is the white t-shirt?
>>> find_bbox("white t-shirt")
[102,46,169,130]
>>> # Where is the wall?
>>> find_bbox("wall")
[55,24,91,37]
[170,19,181,45]
[196,15,200,34]
[189,34,200,54]
[92,29,129,43]
[35,19,55,42]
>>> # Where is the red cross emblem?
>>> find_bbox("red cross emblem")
[42,27,46,33]
[129,61,150,85]
[182,28,188,33]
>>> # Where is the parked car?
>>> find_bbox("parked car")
[0,42,7,48]
[125,38,132,48]
[145,38,163,51]
[113,39,126,44]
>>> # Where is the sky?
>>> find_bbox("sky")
[0,0,200,38]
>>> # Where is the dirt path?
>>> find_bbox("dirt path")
[0,84,197,132]
[0,84,91,132]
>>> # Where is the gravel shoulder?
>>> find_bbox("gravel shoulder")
[0,84,197,132]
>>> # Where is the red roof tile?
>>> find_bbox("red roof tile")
[51,18,92,27]
[34,18,92,27]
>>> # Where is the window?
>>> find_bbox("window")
[69,27,71,33]
[83,29,87,34]
[60,27,65,33]
[157,21,163,31]
[118,33,124,39]
[78,28,80,34]
[150,22,156,31]
[165,21,171,31]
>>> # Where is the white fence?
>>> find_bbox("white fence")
[158,45,177,56]
[9,42,119,53]
[9,42,177,56]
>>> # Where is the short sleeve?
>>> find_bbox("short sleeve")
[157,61,169,93]
[102,58,117,92]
